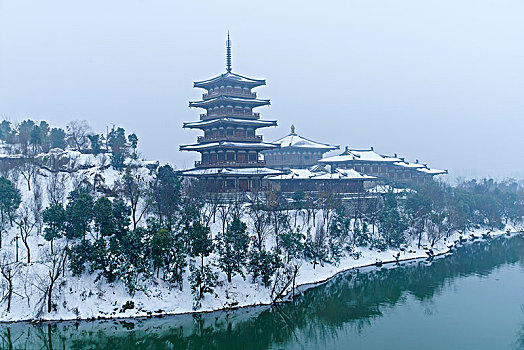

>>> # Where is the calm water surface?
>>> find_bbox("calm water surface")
[4,235,524,350]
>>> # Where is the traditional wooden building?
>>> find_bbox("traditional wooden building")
[319,146,447,185]
[262,125,338,169]
[180,34,281,192]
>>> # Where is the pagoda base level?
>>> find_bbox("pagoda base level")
[197,176,267,193]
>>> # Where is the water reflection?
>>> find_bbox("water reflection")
[3,235,523,350]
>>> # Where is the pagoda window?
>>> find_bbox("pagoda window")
[237,152,247,162]
[226,128,234,136]
[212,129,218,137]
[247,128,255,138]
[235,128,244,138]
[218,128,225,137]
[218,151,225,162]
[210,152,217,163]
[248,152,257,161]
[226,151,235,161]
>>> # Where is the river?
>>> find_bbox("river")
[3,234,524,350]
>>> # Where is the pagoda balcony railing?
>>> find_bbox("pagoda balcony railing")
[202,90,256,100]
[195,160,266,167]
[200,112,260,120]
[197,135,263,143]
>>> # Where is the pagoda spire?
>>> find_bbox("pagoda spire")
[226,32,232,72]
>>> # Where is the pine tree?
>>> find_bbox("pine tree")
[189,222,214,300]
[217,216,249,283]
[65,189,94,240]
[42,203,66,254]
[94,197,116,238]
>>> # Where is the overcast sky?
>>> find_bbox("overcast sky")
[1,0,523,180]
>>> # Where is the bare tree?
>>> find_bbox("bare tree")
[0,252,20,313]
[248,194,271,251]
[17,205,36,264]
[31,177,44,235]
[119,167,150,229]
[66,120,92,151]
[18,161,38,191]
[46,172,66,205]
[35,245,67,315]
[217,204,233,234]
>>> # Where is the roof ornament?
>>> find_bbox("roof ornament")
[290,124,296,135]
[226,32,232,73]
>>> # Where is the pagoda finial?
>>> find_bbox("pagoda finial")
[290,124,296,135]
[226,32,232,73]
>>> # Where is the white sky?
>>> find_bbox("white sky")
[1,0,524,179]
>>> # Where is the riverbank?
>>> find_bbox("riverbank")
[4,227,520,325]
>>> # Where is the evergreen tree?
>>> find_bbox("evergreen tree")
[88,134,102,155]
[108,127,128,169]
[151,228,173,277]
[0,177,21,227]
[217,216,249,283]
[128,133,138,159]
[189,222,214,301]
[42,203,67,254]
[93,197,116,237]
[378,192,407,247]
[49,127,67,149]
[0,120,13,142]
[279,229,304,263]
[150,165,181,229]
[65,189,94,240]
[247,248,279,288]
[112,199,131,239]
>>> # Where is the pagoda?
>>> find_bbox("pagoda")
[180,34,281,192]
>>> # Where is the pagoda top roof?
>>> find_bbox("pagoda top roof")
[189,95,270,109]
[272,125,339,151]
[180,141,279,152]
[183,117,277,129]
[194,72,266,89]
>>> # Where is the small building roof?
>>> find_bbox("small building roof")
[319,147,401,164]
[266,167,375,181]
[271,125,339,151]
[183,117,277,129]
[194,72,266,89]
[189,95,270,109]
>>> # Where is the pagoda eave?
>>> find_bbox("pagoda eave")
[183,118,277,130]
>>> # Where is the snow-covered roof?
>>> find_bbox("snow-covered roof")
[320,148,401,163]
[189,96,270,109]
[183,117,277,129]
[267,168,375,181]
[272,127,338,151]
[179,141,279,151]
[181,167,282,176]
[393,161,425,169]
[416,167,448,175]
[394,161,447,175]
[194,72,266,89]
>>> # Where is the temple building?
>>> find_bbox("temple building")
[262,125,339,169]
[266,166,375,194]
[180,34,281,192]
[319,146,447,185]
